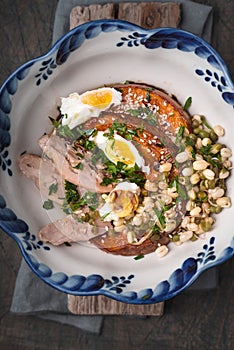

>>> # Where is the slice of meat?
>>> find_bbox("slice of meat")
[38,134,112,193]
[38,134,79,185]
[38,214,107,246]
[19,153,41,188]
[19,153,65,204]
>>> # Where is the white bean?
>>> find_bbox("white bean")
[176,151,189,163]
[216,196,231,208]
[213,125,225,137]
[179,230,193,242]
[219,169,230,179]
[202,138,212,147]
[220,148,232,158]
[190,173,200,185]
[203,169,215,180]
[181,216,190,228]
[188,189,196,200]
[132,215,143,226]
[182,167,193,177]
[159,162,172,172]
[190,207,201,216]
[155,245,169,257]
[187,223,198,232]
[167,187,178,198]
[209,187,224,200]
[193,159,209,171]
[193,114,202,123]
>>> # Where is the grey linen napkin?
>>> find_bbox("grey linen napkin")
[10,0,214,334]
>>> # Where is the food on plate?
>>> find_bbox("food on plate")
[19,82,232,258]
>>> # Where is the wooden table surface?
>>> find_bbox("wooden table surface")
[0,1,233,349]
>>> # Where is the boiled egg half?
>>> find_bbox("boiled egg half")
[92,131,150,174]
[60,87,122,129]
[99,182,140,221]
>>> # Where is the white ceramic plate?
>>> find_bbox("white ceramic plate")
[0,20,233,303]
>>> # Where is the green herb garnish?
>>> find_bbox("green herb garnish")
[103,121,143,141]
[153,207,166,229]
[183,96,192,111]
[175,125,185,144]
[100,161,146,187]
[43,199,54,210]
[134,254,145,260]
[48,182,58,195]
[59,125,75,139]
[73,162,84,170]
[63,181,100,213]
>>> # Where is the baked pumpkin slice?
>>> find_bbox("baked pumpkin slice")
[86,83,192,256]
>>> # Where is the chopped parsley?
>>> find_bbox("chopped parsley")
[153,207,166,229]
[101,161,146,187]
[43,199,54,210]
[73,162,84,170]
[103,121,143,140]
[134,254,145,260]
[169,176,188,200]
[183,96,192,111]
[63,180,80,213]
[127,107,155,121]
[48,182,58,195]
[63,180,99,213]
[175,125,185,144]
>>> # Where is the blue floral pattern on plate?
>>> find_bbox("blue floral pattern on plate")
[0,20,233,303]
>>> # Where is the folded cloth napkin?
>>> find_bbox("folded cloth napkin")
[10,0,214,334]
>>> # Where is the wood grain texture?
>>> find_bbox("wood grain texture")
[70,3,116,28]
[68,295,164,315]
[70,2,181,29]
[0,0,233,349]
[118,2,181,29]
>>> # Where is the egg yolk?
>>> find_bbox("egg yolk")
[81,90,113,109]
[105,139,135,167]
[108,190,139,218]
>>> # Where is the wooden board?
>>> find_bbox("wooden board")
[68,1,181,316]
[68,294,164,315]
[70,2,181,29]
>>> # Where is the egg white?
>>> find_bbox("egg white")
[93,131,150,174]
[60,88,122,129]
[60,93,92,129]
